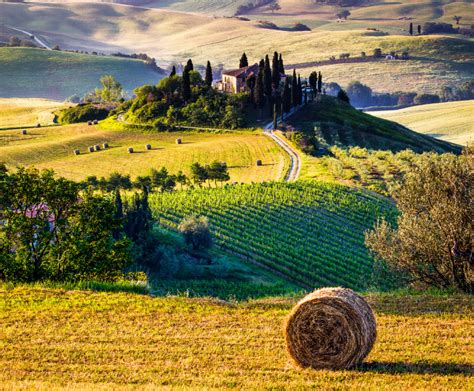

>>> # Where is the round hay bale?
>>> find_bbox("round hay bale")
[128,147,134,154]
[73,149,80,155]
[256,159,263,166]
[285,287,376,370]
[94,144,101,151]
[103,143,109,149]
[21,129,27,135]
[87,121,93,126]
[88,146,94,153]
[176,138,182,145]
[36,123,41,128]
[146,144,152,150]
[93,119,99,125]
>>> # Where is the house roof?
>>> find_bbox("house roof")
[222,63,260,78]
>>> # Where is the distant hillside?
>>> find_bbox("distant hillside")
[369,100,474,146]
[287,95,461,154]
[0,47,164,100]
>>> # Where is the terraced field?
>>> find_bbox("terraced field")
[150,182,395,289]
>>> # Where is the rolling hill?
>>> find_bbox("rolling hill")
[0,1,472,96]
[0,122,288,182]
[0,47,164,100]
[287,95,462,153]
[369,100,474,146]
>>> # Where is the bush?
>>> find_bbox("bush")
[414,94,440,105]
[58,104,109,124]
[179,216,213,251]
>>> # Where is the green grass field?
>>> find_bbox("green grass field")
[369,100,474,146]
[0,98,68,129]
[149,181,396,290]
[1,286,472,389]
[0,48,163,100]
[0,122,288,183]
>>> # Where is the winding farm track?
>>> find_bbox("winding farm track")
[264,108,302,182]
[4,25,52,50]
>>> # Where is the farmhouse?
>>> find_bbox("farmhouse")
[217,63,260,93]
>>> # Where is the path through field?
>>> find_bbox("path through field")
[4,25,52,50]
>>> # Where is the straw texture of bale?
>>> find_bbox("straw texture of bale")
[285,287,376,370]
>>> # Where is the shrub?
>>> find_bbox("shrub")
[58,104,109,124]
[179,215,213,251]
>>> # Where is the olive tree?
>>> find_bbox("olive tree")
[365,148,473,293]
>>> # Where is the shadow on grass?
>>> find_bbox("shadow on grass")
[359,361,474,375]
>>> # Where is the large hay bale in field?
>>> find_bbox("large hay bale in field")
[93,119,99,125]
[21,129,27,135]
[146,144,152,150]
[103,143,109,149]
[87,121,93,126]
[285,287,376,370]
[256,159,263,166]
[88,146,94,153]
[73,149,80,155]
[128,147,134,154]
[176,138,182,145]
[94,144,101,151]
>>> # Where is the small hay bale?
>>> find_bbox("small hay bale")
[87,121,93,126]
[93,119,99,125]
[21,129,27,135]
[256,159,263,166]
[73,149,80,155]
[176,138,182,145]
[146,144,152,150]
[128,147,134,154]
[88,146,94,153]
[94,144,101,151]
[285,287,376,370]
[36,123,41,128]
[103,143,109,149]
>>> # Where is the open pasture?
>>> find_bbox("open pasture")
[0,123,287,182]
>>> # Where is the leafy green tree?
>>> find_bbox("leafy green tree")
[179,215,213,251]
[205,61,213,87]
[207,161,230,186]
[366,149,473,293]
[254,70,265,109]
[347,81,373,107]
[337,89,350,104]
[175,171,188,190]
[282,77,291,113]
[97,75,124,102]
[263,55,272,96]
[291,69,298,107]
[239,52,248,68]
[190,162,208,187]
[182,68,191,102]
[271,51,281,89]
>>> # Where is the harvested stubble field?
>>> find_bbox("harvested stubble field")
[0,286,472,389]
[0,123,288,183]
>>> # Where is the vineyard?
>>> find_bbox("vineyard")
[150,182,396,290]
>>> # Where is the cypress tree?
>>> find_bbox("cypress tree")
[169,65,176,77]
[317,72,323,93]
[409,23,413,36]
[263,55,272,96]
[205,60,213,87]
[259,58,265,70]
[239,52,248,68]
[282,77,291,113]
[291,69,298,107]
[254,70,265,109]
[271,51,281,89]
[417,25,422,34]
[185,59,194,72]
[182,68,191,101]
[278,53,285,74]
[297,74,302,105]
[309,71,317,93]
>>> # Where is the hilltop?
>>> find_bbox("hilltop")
[286,95,461,154]
[0,47,163,100]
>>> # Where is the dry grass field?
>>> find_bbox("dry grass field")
[370,100,474,145]
[0,286,472,389]
[0,98,68,129]
[1,1,472,94]
[0,122,288,182]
